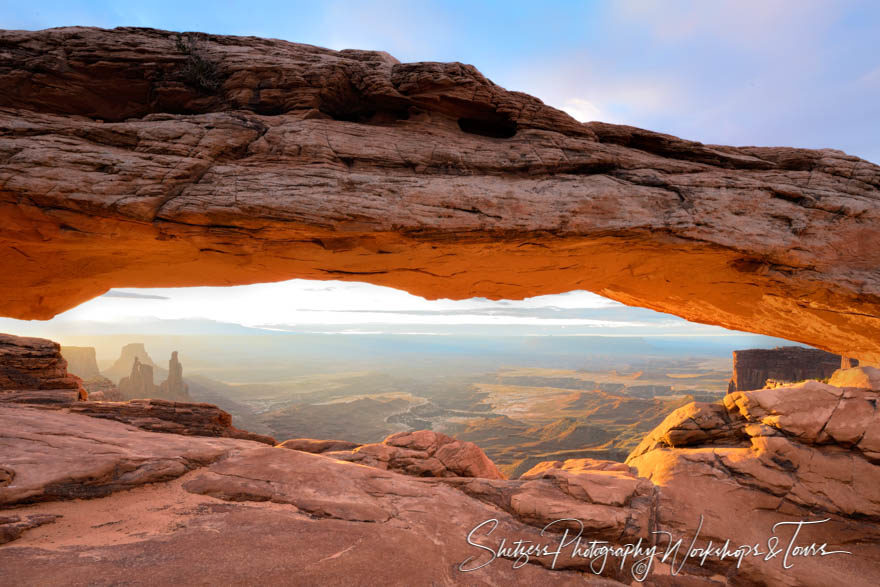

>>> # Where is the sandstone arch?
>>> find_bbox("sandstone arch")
[1,27,879,361]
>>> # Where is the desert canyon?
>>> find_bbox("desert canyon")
[1,26,880,585]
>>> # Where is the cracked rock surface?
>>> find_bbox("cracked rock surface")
[2,369,880,584]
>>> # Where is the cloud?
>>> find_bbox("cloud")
[101,290,170,300]
[560,98,602,123]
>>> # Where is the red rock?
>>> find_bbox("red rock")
[0,334,84,401]
[727,346,843,393]
[276,438,361,453]
[69,398,276,445]
[0,27,879,363]
[324,430,505,479]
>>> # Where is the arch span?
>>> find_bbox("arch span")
[1,27,879,361]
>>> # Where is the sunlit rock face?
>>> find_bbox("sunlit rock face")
[0,27,879,361]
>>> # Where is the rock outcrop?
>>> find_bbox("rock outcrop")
[301,430,505,480]
[157,351,190,401]
[105,343,165,384]
[727,346,844,393]
[118,351,190,401]
[118,356,158,399]
[3,370,880,584]
[0,27,879,362]
[60,345,121,399]
[69,399,276,445]
[625,367,880,585]
[0,334,84,403]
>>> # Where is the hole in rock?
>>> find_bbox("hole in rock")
[2,279,821,479]
[457,115,518,138]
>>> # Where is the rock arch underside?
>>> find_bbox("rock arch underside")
[1,27,879,362]
[3,27,880,586]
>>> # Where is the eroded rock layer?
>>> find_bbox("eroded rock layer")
[727,346,844,393]
[0,334,83,402]
[1,27,879,361]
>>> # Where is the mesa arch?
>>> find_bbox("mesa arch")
[1,27,879,362]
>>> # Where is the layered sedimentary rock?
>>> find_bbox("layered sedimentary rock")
[69,399,275,445]
[727,346,844,393]
[0,334,84,403]
[3,369,880,584]
[0,27,879,362]
[311,430,505,479]
[60,345,121,399]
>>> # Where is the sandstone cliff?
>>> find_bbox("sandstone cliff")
[0,27,878,362]
[60,345,121,400]
[0,334,84,402]
[727,345,845,393]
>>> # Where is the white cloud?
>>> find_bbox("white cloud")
[560,98,602,123]
[52,280,620,327]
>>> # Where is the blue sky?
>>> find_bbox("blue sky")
[5,0,879,163]
[2,1,877,337]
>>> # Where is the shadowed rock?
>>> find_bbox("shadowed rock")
[727,346,844,393]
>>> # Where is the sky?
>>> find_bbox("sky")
[2,1,877,337]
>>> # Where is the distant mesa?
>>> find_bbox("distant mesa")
[104,343,166,384]
[60,346,121,401]
[727,346,853,393]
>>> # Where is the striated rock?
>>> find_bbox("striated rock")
[276,438,361,453]
[519,458,654,508]
[828,366,880,390]
[0,27,879,362]
[69,398,276,445]
[627,380,880,585]
[727,346,842,393]
[0,513,60,545]
[156,351,191,401]
[323,430,505,479]
[627,401,748,460]
[0,334,84,401]
[0,404,263,506]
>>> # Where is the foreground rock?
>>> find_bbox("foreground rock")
[70,398,276,445]
[626,367,880,586]
[3,368,880,584]
[1,27,879,362]
[727,346,844,393]
[0,404,626,584]
[317,430,505,480]
[0,405,262,506]
[0,334,84,403]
